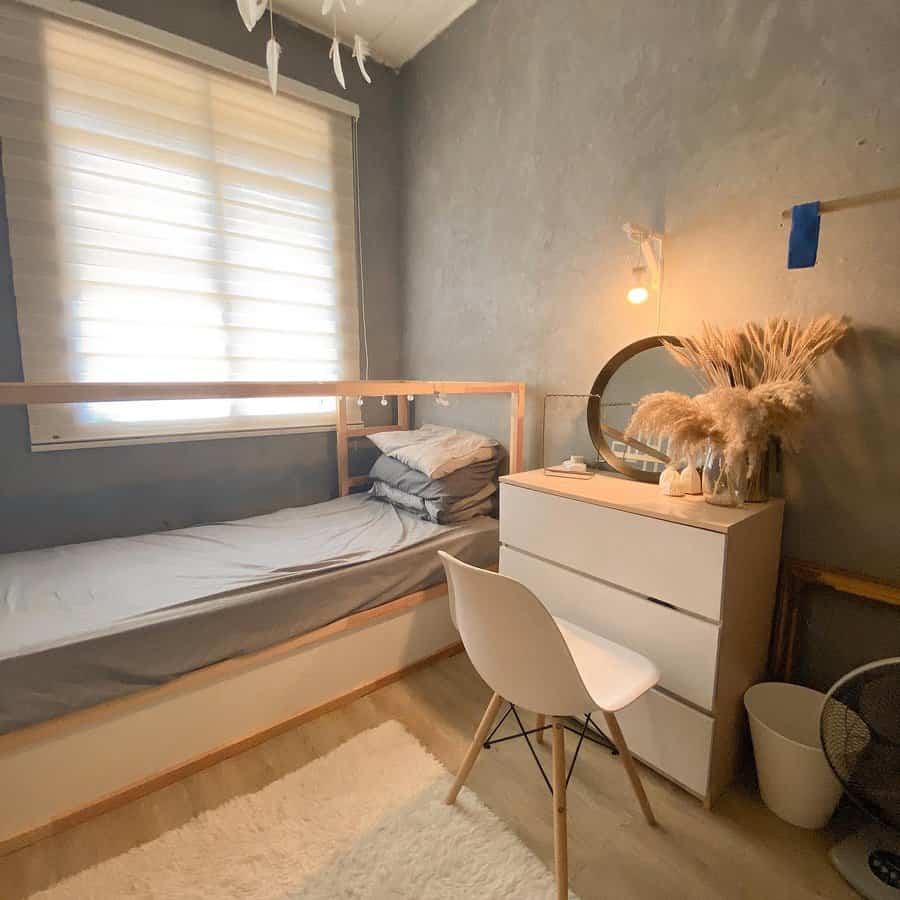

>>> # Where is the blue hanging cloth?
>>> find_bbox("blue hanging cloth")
[787,201,821,269]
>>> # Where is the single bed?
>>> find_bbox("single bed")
[0,494,498,734]
[0,380,525,852]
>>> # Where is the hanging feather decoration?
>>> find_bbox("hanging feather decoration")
[262,1,281,96]
[352,34,372,83]
[321,0,371,89]
[266,37,281,95]
[329,36,346,89]
[237,0,372,94]
[235,0,267,31]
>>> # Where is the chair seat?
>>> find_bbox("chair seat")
[553,616,660,713]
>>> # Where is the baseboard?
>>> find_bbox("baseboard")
[0,641,464,858]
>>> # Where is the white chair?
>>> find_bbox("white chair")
[439,551,660,900]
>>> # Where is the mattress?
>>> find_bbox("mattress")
[0,495,498,734]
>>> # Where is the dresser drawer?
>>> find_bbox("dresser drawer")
[500,483,725,620]
[598,689,714,798]
[500,547,719,710]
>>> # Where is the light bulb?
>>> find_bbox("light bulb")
[406,394,414,402]
[626,261,650,304]
[356,396,364,406]
[380,395,388,406]
[627,286,650,304]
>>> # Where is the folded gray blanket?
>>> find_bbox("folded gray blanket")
[369,453,502,507]
[371,480,497,524]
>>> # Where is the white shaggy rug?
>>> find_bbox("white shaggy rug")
[33,720,575,899]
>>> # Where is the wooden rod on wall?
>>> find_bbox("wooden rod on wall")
[780,186,900,220]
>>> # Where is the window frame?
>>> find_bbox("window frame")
[7,0,364,450]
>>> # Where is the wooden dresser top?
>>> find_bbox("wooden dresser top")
[500,469,784,534]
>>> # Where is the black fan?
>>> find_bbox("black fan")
[821,658,900,899]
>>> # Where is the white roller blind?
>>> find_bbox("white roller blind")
[0,2,360,446]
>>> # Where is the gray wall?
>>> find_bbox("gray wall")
[0,0,401,551]
[401,0,900,589]
[400,0,900,682]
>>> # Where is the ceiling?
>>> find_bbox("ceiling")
[277,0,478,69]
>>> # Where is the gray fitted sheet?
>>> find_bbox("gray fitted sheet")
[0,495,498,734]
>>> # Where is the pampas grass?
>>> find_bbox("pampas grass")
[623,391,719,468]
[626,316,848,478]
[661,315,848,389]
[626,382,813,475]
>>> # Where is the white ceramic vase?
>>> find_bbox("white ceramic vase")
[679,464,702,495]
[659,465,685,496]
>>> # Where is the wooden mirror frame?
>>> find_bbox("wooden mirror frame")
[586,335,681,484]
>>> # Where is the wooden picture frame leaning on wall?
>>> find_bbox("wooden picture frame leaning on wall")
[769,558,900,682]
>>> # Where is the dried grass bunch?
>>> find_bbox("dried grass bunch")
[661,315,848,389]
[626,315,848,475]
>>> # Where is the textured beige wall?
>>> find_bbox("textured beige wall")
[401,0,900,583]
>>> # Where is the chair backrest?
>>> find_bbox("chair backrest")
[438,552,596,717]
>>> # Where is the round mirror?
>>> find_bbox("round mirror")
[587,336,701,483]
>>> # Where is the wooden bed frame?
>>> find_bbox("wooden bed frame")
[0,379,525,854]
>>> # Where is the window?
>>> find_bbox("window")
[0,4,360,447]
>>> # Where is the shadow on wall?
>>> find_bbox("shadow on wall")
[782,325,900,582]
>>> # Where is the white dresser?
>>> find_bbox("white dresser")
[499,469,784,806]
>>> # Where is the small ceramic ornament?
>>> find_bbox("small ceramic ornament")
[659,465,685,497]
[560,455,587,473]
[679,464,702,495]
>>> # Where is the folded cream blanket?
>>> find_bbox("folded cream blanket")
[368,424,499,479]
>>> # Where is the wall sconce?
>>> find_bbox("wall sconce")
[622,223,663,326]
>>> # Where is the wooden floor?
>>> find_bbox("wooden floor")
[2,652,859,899]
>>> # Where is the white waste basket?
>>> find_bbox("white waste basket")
[744,682,843,829]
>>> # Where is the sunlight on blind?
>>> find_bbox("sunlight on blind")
[0,4,359,445]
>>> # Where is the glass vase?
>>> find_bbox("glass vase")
[746,438,780,502]
[746,447,770,503]
[702,446,747,508]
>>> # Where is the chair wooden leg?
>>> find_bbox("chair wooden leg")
[602,710,657,827]
[551,718,568,900]
[445,692,504,805]
[536,713,547,745]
